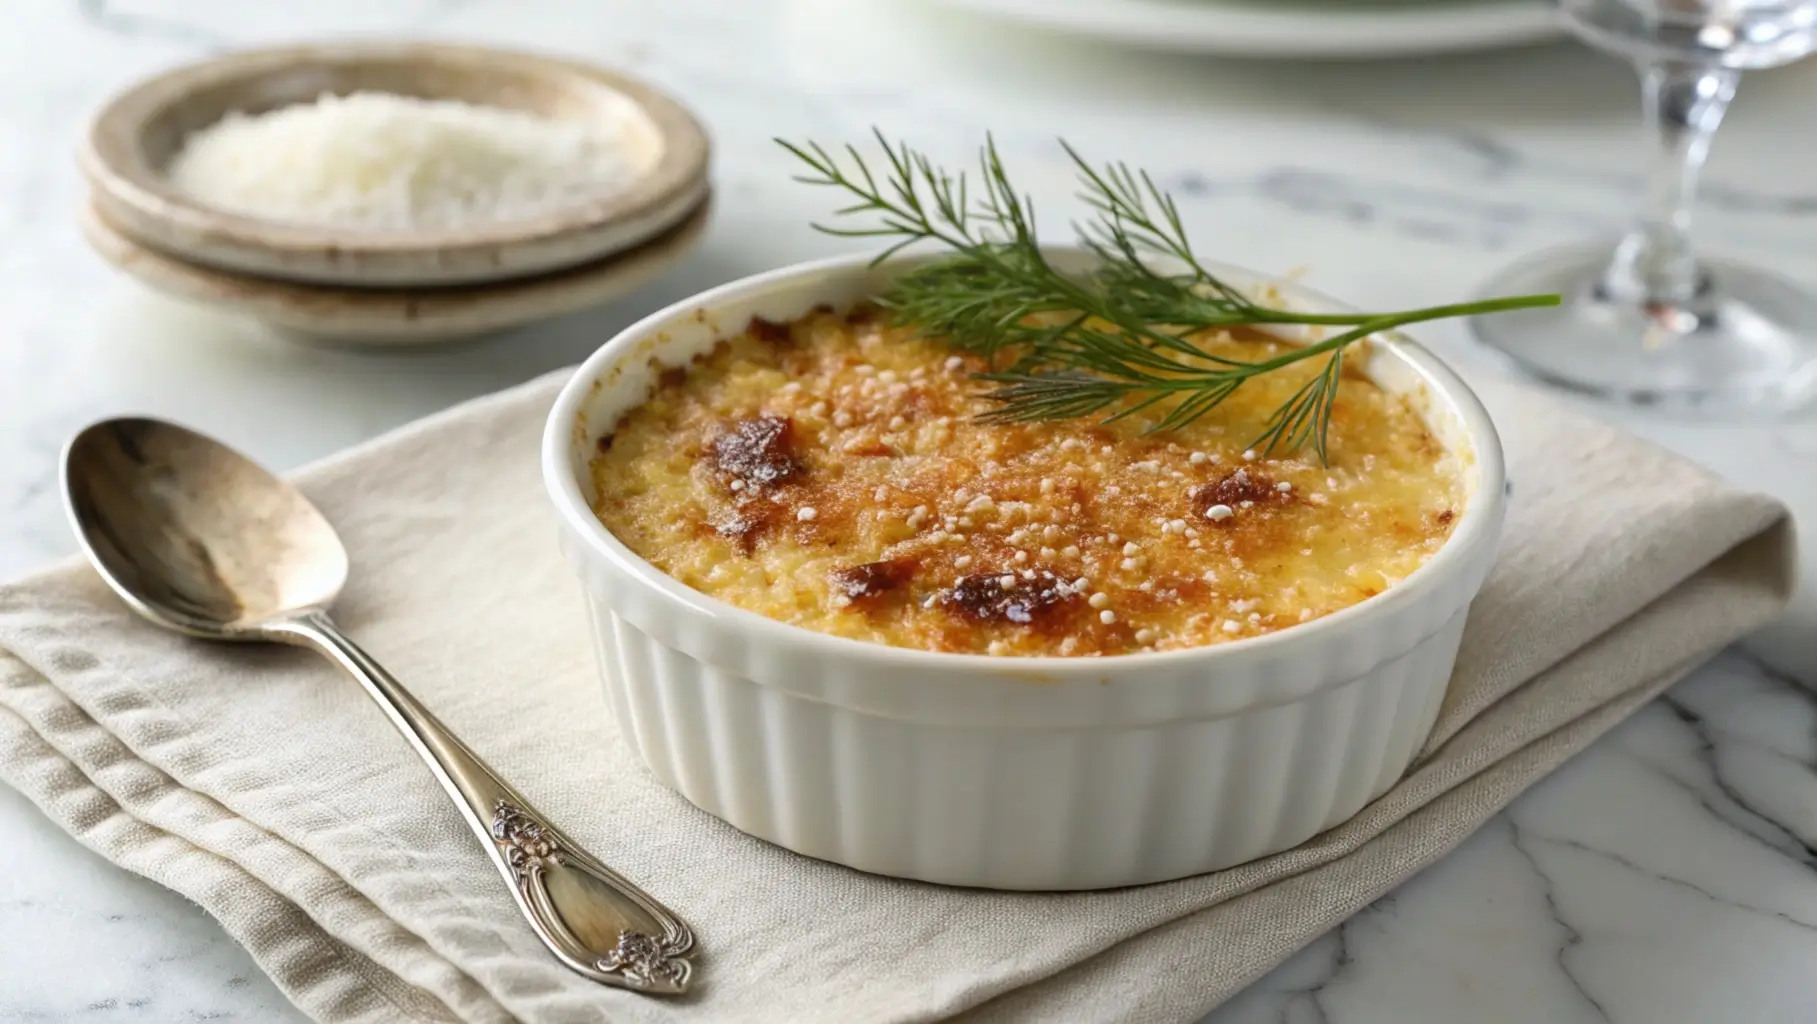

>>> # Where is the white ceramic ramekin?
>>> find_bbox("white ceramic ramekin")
[542,251,1505,891]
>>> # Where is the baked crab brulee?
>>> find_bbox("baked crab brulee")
[589,306,1464,658]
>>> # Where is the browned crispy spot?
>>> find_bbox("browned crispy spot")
[748,317,792,346]
[940,570,1080,626]
[1435,509,1455,526]
[711,416,801,491]
[658,366,689,389]
[712,502,776,553]
[1189,468,1282,518]
[829,559,915,607]
[595,434,613,454]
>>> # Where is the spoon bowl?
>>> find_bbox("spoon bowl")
[63,417,348,638]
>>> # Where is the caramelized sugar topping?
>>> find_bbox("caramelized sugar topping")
[940,569,1082,626]
[711,415,801,491]
[829,559,916,606]
[590,308,1463,657]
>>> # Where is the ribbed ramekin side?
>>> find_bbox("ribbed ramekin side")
[585,598,1470,891]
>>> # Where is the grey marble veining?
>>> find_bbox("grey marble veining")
[0,1,1814,1021]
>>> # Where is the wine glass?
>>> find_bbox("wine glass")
[1469,0,1817,415]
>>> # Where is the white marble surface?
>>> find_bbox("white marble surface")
[0,1,1813,1021]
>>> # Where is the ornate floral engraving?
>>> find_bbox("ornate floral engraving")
[489,800,694,991]
[491,800,562,874]
[597,929,691,990]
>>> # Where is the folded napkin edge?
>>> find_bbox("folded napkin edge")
[0,696,473,1024]
[0,649,514,1022]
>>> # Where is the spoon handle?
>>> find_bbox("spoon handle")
[272,611,696,994]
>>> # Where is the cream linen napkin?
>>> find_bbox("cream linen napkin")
[0,369,1793,1024]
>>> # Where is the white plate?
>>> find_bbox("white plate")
[930,0,1560,58]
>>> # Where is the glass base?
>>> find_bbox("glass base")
[1469,242,1817,418]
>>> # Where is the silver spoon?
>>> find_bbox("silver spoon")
[61,417,696,995]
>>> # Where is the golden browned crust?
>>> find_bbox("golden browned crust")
[590,308,1462,657]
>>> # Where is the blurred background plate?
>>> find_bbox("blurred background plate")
[927,0,1560,58]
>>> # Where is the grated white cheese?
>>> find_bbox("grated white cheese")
[167,91,652,231]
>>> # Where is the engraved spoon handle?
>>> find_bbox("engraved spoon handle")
[269,611,695,994]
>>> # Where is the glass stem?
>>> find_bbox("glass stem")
[1602,59,1739,307]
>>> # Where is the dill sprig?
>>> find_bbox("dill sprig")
[777,130,1556,464]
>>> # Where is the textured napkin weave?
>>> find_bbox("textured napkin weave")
[0,369,1793,1024]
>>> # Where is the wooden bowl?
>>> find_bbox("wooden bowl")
[80,42,710,288]
[81,190,712,345]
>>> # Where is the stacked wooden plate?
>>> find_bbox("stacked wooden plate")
[79,43,712,346]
